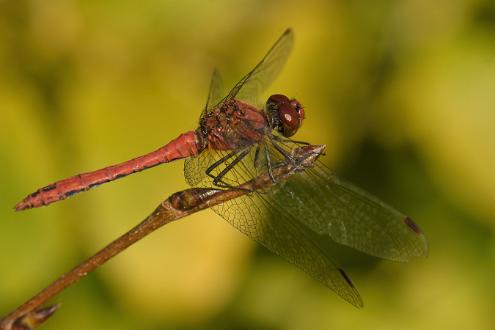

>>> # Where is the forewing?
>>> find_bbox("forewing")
[272,140,429,262]
[226,29,294,107]
[202,68,224,117]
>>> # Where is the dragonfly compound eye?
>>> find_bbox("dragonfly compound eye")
[290,99,305,121]
[278,102,302,137]
[267,94,303,137]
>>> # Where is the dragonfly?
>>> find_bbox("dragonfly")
[15,28,428,307]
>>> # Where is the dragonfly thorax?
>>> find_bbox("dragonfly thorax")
[200,99,270,151]
[266,94,305,137]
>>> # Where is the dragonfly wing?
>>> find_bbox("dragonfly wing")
[184,141,363,307]
[184,134,427,307]
[271,140,429,262]
[184,148,213,187]
[213,190,364,307]
[226,29,294,107]
[201,68,225,118]
[200,29,293,116]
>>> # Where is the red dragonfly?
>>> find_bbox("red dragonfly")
[15,29,427,307]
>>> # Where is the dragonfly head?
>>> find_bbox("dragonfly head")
[266,94,305,137]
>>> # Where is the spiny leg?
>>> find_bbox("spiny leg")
[272,134,310,146]
[270,139,296,165]
[264,145,276,183]
[212,148,251,189]
[205,150,239,182]
[253,145,261,169]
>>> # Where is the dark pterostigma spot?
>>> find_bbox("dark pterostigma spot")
[404,216,422,234]
[338,268,355,288]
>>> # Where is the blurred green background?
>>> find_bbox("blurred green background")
[1,0,494,329]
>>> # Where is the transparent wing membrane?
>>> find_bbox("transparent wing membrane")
[184,136,427,305]
[271,140,428,262]
[184,139,364,307]
[202,29,294,115]
[228,29,294,106]
[203,68,225,116]
[212,186,364,307]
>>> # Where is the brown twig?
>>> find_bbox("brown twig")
[0,145,325,330]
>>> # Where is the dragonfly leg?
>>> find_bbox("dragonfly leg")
[264,145,276,183]
[205,148,252,190]
[253,145,261,168]
[270,140,296,165]
[272,135,310,145]
[272,135,310,146]
[211,148,251,189]
[205,150,239,179]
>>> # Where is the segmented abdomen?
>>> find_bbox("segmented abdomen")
[15,131,200,211]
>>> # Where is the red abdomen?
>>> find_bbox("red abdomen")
[15,131,201,211]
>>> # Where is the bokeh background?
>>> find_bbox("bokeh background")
[1,0,494,329]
